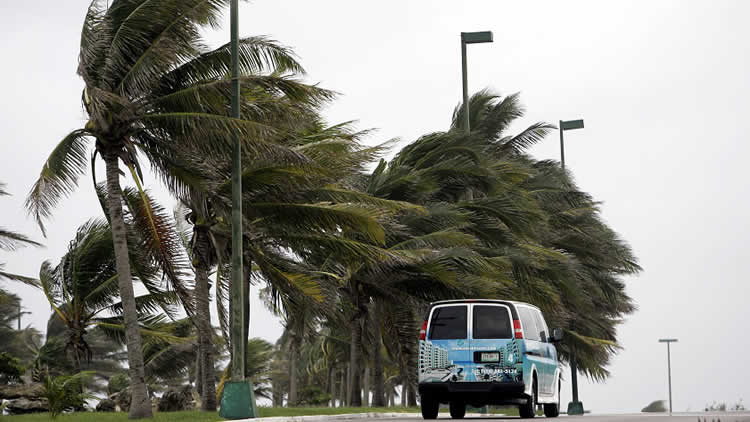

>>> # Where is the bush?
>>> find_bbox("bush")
[107,373,130,395]
[0,352,25,385]
[297,386,332,406]
[705,401,727,412]
[641,400,667,412]
[41,372,94,418]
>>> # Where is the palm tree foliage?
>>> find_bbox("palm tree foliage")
[37,219,181,376]
[264,89,639,405]
[24,0,334,416]
[0,181,41,286]
[11,0,637,409]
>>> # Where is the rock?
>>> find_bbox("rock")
[110,388,131,412]
[4,397,49,414]
[0,383,45,400]
[96,398,116,412]
[157,385,194,412]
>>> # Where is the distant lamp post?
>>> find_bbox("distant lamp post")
[558,119,584,170]
[659,338,678,414]
[460,31,493,133]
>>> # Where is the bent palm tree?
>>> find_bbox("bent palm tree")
[38,219,181,376]
[25,1,320,417]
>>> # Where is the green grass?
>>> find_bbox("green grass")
[0,405,520,420]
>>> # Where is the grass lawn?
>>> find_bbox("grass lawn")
[0,406,519,420]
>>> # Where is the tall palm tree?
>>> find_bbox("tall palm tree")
[25,1,318,417]
[168,79,332,411]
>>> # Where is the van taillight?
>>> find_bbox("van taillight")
[419,321,428,340]
[513,319,523,339]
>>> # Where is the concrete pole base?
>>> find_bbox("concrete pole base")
[567,401,584,415]
[219,380,258,419]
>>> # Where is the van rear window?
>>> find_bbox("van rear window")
[473,305,512,339]
[428,306,467,340]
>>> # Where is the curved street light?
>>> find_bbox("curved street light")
[461,31,493,133]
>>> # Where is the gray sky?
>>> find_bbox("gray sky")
[1,0,749,413]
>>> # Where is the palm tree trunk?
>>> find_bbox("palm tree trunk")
[348,311,363,406]
[372,301,386,407]
[326,363,335,407]
[406,336,418,407]
[194,228,217,410]
[194,353,202,395]
[288,334,299,406]
[345,363,351,406]
[103,153,151,419]
[339,367,346,407]
[362,366,370,407]
[328,364,336,407]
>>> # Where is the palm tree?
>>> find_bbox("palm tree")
[343,89,639,402]
[39,312,127,391]
[37,218,181,378]
[0,287,44,369]
[25,1,320,417]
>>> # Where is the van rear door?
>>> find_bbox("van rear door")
[469,304,518,382]
[419,304,470,383]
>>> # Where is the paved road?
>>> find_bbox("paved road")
[335,414,750,422]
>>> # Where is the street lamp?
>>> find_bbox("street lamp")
[659,338,678,414]
[461,31,493,133]
[561,118,584,417]
[219,0,257,418]
[567,347,584,416]
[558,119,584,169]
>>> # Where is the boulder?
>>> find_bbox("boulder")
[157,385,194,412]
[109,388,131,412]
[4,397,49,415]
[0,383,44,400]
[96,398,116,412]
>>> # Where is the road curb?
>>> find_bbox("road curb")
[234,413,420,422]
[234,412,500,421]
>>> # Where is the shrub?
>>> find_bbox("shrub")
[107,373,130,395]
[297,386,332,406]
[0,352,25,385]
[41,372,94,418]
[641,400,667,412]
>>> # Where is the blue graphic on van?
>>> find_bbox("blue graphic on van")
[418,338,525,383]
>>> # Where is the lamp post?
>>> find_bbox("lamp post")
[558,119,584,170]
[659,339,678,414]
[220,0,257,418]
[461,31,493,133]
[561,118,583,416]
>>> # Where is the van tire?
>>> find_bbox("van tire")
[449,401,466,419]
[544,380,561,417]
[421,395,439,420]
[519,379,537,418]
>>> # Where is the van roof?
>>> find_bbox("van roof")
[428,299,540,311]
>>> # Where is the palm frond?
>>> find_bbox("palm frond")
[25,130,91,235]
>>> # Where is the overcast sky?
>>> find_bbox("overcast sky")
[2,0,749,413]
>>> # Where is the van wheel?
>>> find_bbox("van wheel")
[421,395,439,420]
[449,401,466,419]
[544,380,561,418]
[519,379,536,418]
